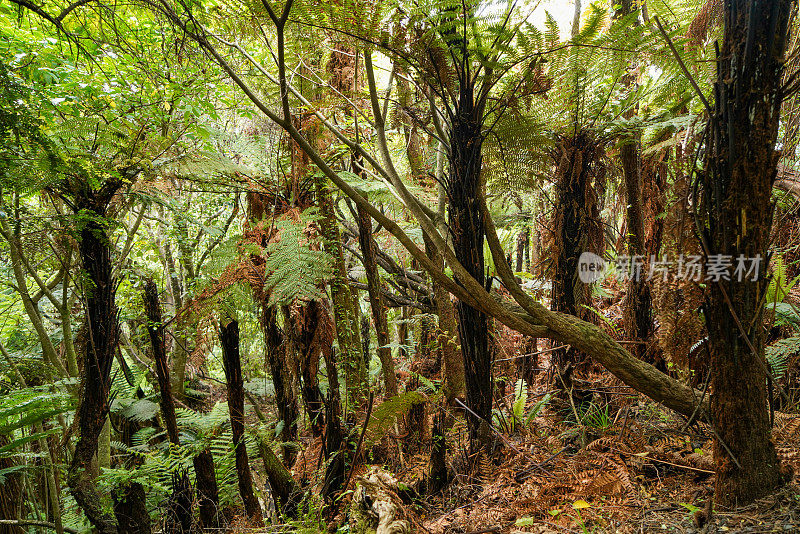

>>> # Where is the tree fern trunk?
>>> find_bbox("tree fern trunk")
[282,303,325,438]
[0,435,23,534]
[447,95,492,451]
[68,185,121,534]
[263,305,300,460]
[220,319,263,524]
[700,0,791,506]
[112,416,151,534]
[143,280,193,534]
[192,450,221,530]
[549,133,603,370]
[615,0,657,365]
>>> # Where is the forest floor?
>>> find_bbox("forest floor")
[330,353,800,534]
[238,353,800,533]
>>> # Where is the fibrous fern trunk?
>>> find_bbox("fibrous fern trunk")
[447,95,492,451]
[0,436,23,534]
[220,319,264,524]
[68,181,122,534]
[549,132,604,370]
[143,280,193,534]
[616,0,657,364]
[112,415,151,534]
[264,305,300,459]
[699,0,792,506]
[281,302,326,437]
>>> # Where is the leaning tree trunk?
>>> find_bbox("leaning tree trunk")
[143,280,193,534]
[220,320,264,524]
[700,0,792,506]
[447,93,492,451]
[549,133,604,370]
[68,183,122,534]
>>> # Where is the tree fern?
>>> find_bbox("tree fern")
[261,213,334,306]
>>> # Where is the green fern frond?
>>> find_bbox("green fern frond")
[262,214,334,306]
[766,335,800,380]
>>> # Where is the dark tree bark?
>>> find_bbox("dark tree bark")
[615,0,657,364]
[220,320,263,524]
[112,483,149,534]
[447,90,492,451]
[320,311,346,505]
[245,190,301,465]
[143,280,193,534]
[143,280,180,446]
[192,451,221,530]
[549,133,604,370]
[699,0,793,506]
[68,180,123,534]
[263,305,299,461]
[282,303,326,437]
[112,400,151,534]
[0,436,23,534]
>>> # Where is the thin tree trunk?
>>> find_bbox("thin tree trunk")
[424,233,464,402]
[143,280,192,534]
[700,0,792,506]
[356,201,398,398]
[515,229,538,384]
[220,320,263,524]
[315,176,364,408]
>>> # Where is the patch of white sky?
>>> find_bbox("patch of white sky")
[374,1,585,88]
[480,0,578,39]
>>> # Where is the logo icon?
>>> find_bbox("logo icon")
[578,252,606,284]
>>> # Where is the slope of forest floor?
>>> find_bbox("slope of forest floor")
[229,351,800,534]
